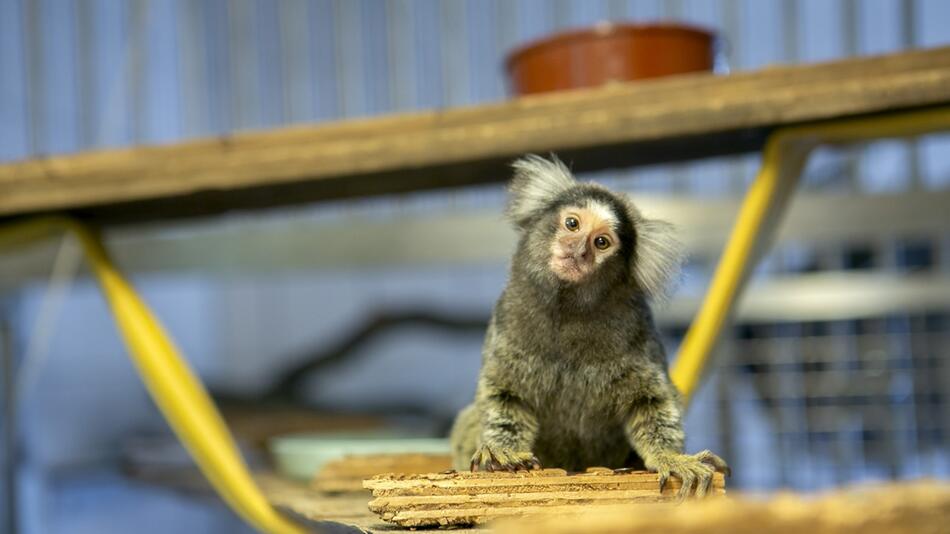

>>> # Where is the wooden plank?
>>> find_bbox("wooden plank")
[369,489,690,507]
[364,468,725,528]
[363,468,713,495]
[2,46,950,223]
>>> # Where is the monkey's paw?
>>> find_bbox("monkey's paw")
[470,445,541,472]
[648,450,731,501]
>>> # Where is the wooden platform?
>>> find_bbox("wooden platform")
[263,468,724,532]
[2,46,950,224]
[262,472,949,533]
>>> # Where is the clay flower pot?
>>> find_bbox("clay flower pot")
[505,22,717,96]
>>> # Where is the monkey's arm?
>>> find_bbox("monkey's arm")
[470,374,541,471]
[624,373,730,499]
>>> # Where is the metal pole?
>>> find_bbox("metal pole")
[1,311,16,534]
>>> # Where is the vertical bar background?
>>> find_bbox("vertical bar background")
[0,0,949,508]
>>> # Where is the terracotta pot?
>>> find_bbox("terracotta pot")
[505,22,716,96]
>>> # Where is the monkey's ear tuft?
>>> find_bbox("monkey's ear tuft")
[628,204,685,302]
[506,154,576,227]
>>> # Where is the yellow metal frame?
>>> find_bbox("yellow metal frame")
[0,218,306,534]
[672,105,950,402]
[0,105,948,532]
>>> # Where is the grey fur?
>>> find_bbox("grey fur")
[450,155,727,498]
[506,154,576,227]
[627,209,685,302]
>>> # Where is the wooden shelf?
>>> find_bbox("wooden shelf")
[2,46,950,224]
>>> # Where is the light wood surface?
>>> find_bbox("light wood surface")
[496,480,950,534]
[262,473,948,533]
[263,468,724,532]
[2,46,950,223]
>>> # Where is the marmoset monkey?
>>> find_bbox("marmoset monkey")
[450,155,729,499]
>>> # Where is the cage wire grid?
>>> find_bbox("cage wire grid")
[673,224,949,491]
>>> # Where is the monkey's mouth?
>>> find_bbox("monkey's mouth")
[550,254,591,282]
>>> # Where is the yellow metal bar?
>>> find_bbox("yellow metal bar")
[670,135,813,400]
[0,217,305,534]
[672,105,950,403]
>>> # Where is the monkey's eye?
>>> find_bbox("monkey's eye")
[565,216,580,231]
[594,235,611,250]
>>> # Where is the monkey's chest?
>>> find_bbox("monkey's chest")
[526,360,625,432]
[502,353,638,470]
[531,370,633,469]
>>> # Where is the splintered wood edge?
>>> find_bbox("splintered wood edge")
[369,488,725,511]
[365,467,665,484]
[363,469,724,493]
[367,467,571,481]
[384,502,679,528]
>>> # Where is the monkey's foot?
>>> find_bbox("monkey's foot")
[470,445,541,472]
[648,450,730,502]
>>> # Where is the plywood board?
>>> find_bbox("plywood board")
[364,468,725,528]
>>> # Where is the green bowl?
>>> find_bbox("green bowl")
[269,431,450,481]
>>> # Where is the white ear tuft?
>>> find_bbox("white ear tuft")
[506,154,576,227]
[629,207,685,302]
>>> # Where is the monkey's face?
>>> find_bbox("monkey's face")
[548,201,622,283]
[508,155,681,299]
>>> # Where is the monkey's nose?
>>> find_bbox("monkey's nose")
[574,241,589,261]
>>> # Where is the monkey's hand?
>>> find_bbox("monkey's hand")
[470,445,541,472]
[647,450,730,501]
